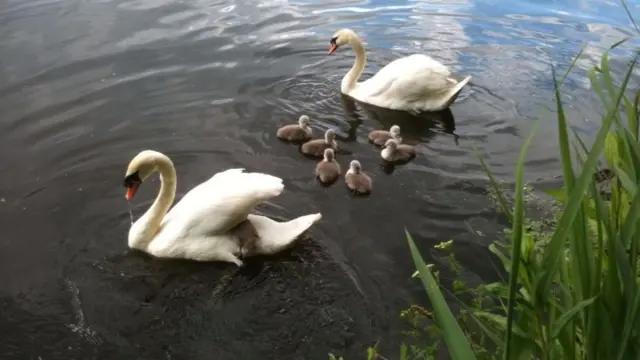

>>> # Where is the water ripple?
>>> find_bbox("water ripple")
[1,0,639,357]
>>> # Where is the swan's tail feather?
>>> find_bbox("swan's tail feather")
[443,75,472,108]
[245,213,322,256]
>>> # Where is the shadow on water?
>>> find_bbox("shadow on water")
[1,235,379,360]
[340,93,458,143]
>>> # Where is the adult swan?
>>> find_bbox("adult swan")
[122,150,322,266]
[328,28,472,113]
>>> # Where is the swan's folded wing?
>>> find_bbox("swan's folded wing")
[377,66,456,103]
[360,54,453,99]
[161,169,285,238]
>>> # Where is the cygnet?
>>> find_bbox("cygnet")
[315,148,341,185]
[368,124,402,147]
[345,160,372,195]
[301,128,337,157]
[276,114,313,142]
[381,138,416,164]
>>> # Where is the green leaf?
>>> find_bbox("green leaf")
[621,0,640,33]
[476,150,513,223]
[613,165,637,197]
[406,230,478,360]
[605,132,622,169]
[503,119,540,360]
[543,188,568,204]
[399,344,408,360]
[633,90,640,139]
[588,66,609,107]
[537,42,638,305]
[551,295,599,338]
[472,311,529,339]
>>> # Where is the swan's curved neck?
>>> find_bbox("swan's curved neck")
[129,157,177,249]
[342,38,366,93]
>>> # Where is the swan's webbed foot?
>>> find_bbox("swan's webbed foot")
[219,251,244,267]
[407,107,422,116]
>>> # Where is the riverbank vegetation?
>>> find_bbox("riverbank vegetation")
[331,2,640,360]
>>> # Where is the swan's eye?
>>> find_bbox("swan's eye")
[330,37,338,45]
[123,171,142,188]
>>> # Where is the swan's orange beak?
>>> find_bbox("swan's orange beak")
[328,44,338,55]
[125,183,139,201]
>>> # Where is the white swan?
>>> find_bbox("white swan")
[328,28,472,113]
[122,150,322,266]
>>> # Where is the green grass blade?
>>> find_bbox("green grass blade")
[473,311,529,339]
[616,291,640,360]
[623,128,640,166]
[600,50,617,103]
[619,189,640,270]
[476,150,514,223]
[551,64,576,196]
[585,184,606,358]
[620,0,640,34]
[406,230,478,360]
[613,166,637,196]
[573,131,590,157]
[633,90,640,139]
[551,295,599,338]
[399,343,408,360]
[469,313,507,348]
[557,44,587,87]
[620,130,640,179]
[537,48,638,305]
[623,96,638,137]
[612,236,638,360]
[589,66,610,108]
[503,120,540,360]
[600,37,633,124]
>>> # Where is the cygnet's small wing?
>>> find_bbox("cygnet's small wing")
[346,173,372,193]
[302,139,330,157]
[368,130,392,146]
[277,124,310,141]
[316,161,340,183]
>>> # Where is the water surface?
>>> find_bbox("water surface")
[0,0,638,358]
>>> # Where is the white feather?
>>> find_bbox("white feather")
[126,151,322,266]
[334,29,471,113]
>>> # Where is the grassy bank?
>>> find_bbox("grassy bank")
[331,2,640,359]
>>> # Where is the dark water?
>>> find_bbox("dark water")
[1,0,639,358]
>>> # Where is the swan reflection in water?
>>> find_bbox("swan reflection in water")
[339,93,459,174]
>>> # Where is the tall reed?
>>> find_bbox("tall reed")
[404,2,639,359]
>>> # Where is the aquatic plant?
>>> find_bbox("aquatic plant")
[329,2,640,359]
[400,4,640,359]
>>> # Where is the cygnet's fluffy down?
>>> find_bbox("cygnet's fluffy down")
[277,114,313,142]
[345,160,372,194]
[301,128,338,157]
[380,138,416,164]
[368,124,402,147]
[315,148,341,185]
[227,219,260,258]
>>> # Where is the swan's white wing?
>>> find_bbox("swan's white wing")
[374,54,450,80]
[160,168,285,239]
[381,67,456,101]
[357,54,452,98]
